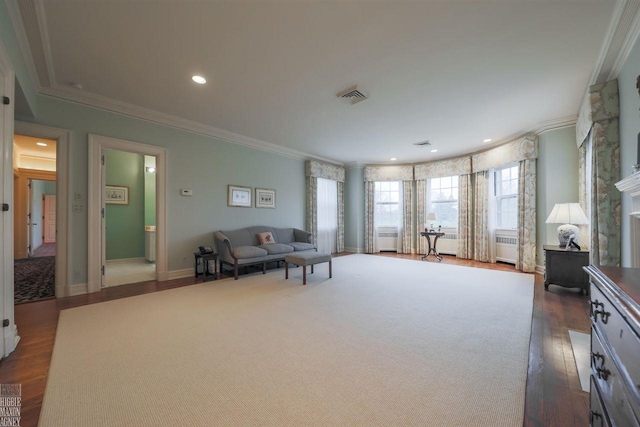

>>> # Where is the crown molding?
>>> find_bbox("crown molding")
[590,0,640,84]
[4,0,42,91]
[41,84,343,165]
[345,162,364,169]
[33,0,56,85]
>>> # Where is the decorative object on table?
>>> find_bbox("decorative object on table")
[426,212,438,231]
[105,185,129,205]
[545,203,589,247]
[255,188,276,209]
[565,233,581,251]
[227,185,252,207]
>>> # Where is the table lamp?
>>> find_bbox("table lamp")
[545,203,589,247]
[426,212,438,231]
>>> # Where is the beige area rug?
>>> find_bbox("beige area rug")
[39,254,534,427]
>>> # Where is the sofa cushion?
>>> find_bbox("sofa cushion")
[273,228,295,244]
[289,242,315,251]
[247,226,278,245]
[257,243,294,255]
[257,232,276,245]
[233,246,268,259]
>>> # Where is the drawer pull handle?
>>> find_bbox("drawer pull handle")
[590,411,602,424]
[591,352,610,381]
[589,300,610,324]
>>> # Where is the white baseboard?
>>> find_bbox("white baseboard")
[167,268,192,280]
[3,324,19,357]
[68,283,88,296]
[536,265,545,275]
[344,247,364,254]
[106,257,147,265]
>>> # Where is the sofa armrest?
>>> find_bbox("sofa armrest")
[293,228,313,244]
[214,231,238,262]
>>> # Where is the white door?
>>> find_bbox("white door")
[26,179,34,256]
[44,195,56,243]
[101,153,106,287]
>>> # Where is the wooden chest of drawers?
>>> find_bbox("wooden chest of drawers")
[584,266,640,426]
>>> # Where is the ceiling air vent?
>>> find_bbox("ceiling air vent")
[413,140,431,147]
[337,85,368,105]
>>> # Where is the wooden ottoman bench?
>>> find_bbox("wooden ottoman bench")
[285,252,332,285]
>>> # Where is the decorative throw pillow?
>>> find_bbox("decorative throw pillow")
[257,232,276,245]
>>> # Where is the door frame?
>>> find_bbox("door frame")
[88,134,167,293]
[14,170,56,258]
[14,121,71,297]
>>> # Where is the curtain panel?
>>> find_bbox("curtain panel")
[400,181,414,254]
[364,182,376,253]
[337,182,344,253]
[576,79,620,147]
[416,180,427,255]
[517,159,536,272]
[306,177,318,245]
[591,118,621,266]
[306,160,345,182]
[578,141,590,250]
[473,171,490,262]
[457,174,473,259]
[471,135,538,173]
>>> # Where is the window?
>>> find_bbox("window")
[427,176,458,228]
[374,181,401,227]
[494,164,519,229]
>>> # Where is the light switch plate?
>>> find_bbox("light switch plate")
[181,189,193,196]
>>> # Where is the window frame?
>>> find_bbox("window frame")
[374,181,402,227]
[493,163,519,230]
[426,175,459,230]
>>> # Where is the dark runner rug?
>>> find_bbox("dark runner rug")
[14,256,55,304]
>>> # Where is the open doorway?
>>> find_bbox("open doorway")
[12,135,57,303]
[102,150,157,287]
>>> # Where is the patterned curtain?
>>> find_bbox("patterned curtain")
[457,174,473,259]
[516,159,536,272]
[416,180,427,255]
[577,140,590,251]
[306,176,318,245]
[590,118,621,266]
[473,171,490,262]
[364,181,376,253]
[399,181,414,254]
[336,181,344,253]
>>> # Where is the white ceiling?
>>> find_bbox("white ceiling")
[19,0,619,164]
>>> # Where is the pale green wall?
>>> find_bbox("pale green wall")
[536,126,579,266]
[16,95,306,283]
[144,156,156,227]
[105,150,145,260]
[618,36,640,267]
[43,181,56,195]
[344,165,365,252]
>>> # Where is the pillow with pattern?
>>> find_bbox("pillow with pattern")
[257,232,276,245]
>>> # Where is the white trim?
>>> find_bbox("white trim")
[0,37,18,357]
[42,86,343,165]
[105,257,148,265]
[4,0,43,92]
[536,265,545,275]
[33,0,56,85]
[68,283,88,296]
[88,134,168,293]
[14,121,71,297]
[167,268,193,280]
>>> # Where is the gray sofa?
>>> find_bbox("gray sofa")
[214,226,315,279]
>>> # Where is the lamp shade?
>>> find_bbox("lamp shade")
[545,203,589,225]
[545,203,588,247]
[426,212,438,221]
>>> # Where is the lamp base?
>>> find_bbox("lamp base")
[557,224,579,247]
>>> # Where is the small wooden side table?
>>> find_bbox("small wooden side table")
[543,245,589,295]
[194,252,218,280]
[421,231,445,262]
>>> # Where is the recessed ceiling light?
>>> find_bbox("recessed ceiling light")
[430,149,438,153]
[390,158,397,161]
[483,138,492,143]
[192,75,206,84]
[36,142,47,147]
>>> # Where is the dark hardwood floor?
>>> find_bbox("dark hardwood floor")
[0,253,590,427]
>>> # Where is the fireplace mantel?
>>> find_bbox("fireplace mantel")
[615,172,640,266]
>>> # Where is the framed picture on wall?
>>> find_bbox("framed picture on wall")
[255,188,276,209]
[105,185,129,205]
[227,185,252,207]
